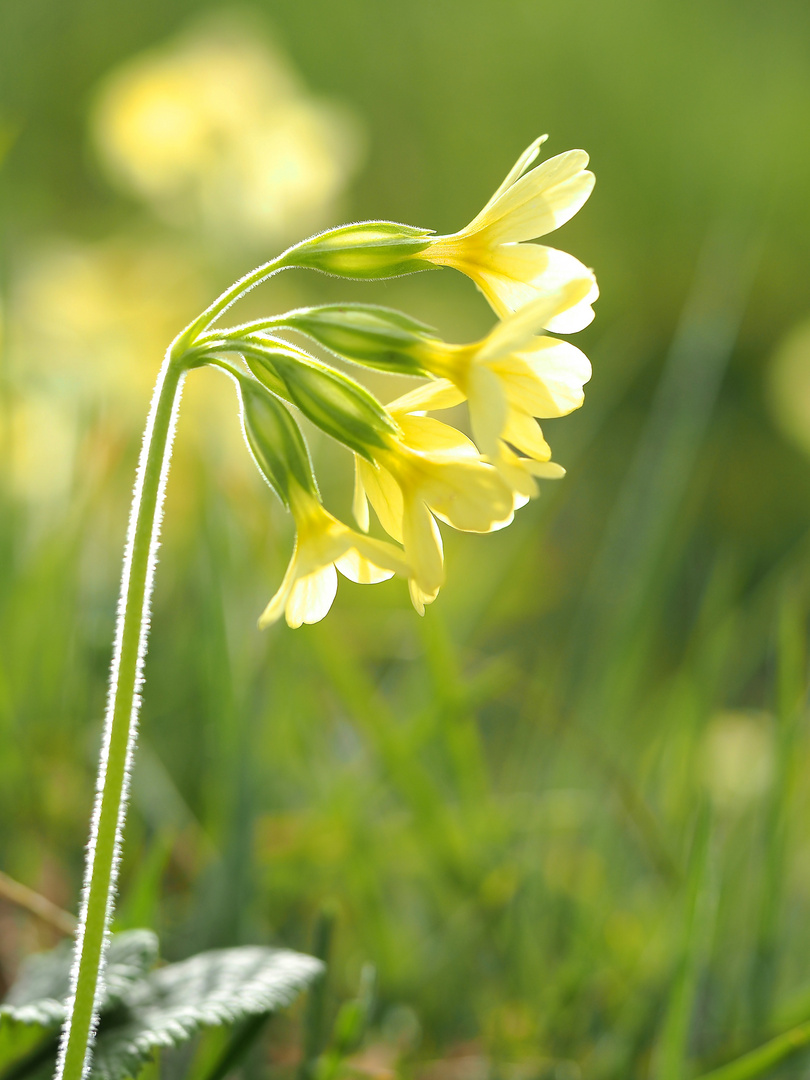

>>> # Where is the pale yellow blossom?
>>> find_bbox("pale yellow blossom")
[259,483,409,629]
[91,14,363,246]
[391,279,593,497]
[353,412,515,614]
[422,136,597,330]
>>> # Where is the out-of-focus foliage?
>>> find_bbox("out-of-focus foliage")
[2,2,810,1079]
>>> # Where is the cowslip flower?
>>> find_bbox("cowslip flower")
[394,278,593,497]
[353,410,515,614]
[259,482,410,629]
[419,136,597,332]
[279,136,596,334]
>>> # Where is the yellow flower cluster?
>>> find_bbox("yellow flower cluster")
[208,137,597,627]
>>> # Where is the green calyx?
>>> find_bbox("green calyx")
[237,376,318,507]
[268,304,436,376]
[281,221,435,280]
[241,340,398,461]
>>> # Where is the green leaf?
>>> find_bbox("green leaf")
[694,1020,810,1080]
[1,936,319,1080]
[0,1013,56,1080]
[91,947,322,1080]
[1,931,159,1028]
[0,931,160,1080]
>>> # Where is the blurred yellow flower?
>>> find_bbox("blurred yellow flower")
[353,411,515,614]
[90,13,363,246]
[5,394,78,504]
[701,711,775,811]
[395,279,594,497]
[259,483,410,629]
[8,237,253,504]
[423,136,598,330]
[13,238,204,406]
[767,317,810,458]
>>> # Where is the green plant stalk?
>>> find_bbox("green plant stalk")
[55,349,187,1080]
[177,255,287,347]
[53,245,297,1080]
[51,226,420,1080]
[694,1020,810,1080]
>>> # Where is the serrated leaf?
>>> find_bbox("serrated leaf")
[97,933,160,1010]
[91,947,322,1080]
[0,1012,57,1080]
[1,931,159,1027]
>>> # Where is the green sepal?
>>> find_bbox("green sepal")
[242,342,397,462]
[281,222,434,280]
[237,377,318,506]
[272,304,435,376]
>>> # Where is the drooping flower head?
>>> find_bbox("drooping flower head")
[197,134,599,625]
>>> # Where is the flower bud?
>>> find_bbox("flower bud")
[243,342,398,460]
[273,304,433,376]
[238,377,317,507]
[280,221,434,279]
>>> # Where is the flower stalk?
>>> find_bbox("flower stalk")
[56,349,187,1080]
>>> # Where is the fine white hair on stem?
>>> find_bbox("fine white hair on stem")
[55,349,186,1080]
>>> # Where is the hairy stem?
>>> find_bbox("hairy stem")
[177,255,286,347]
[56,349,187,1080]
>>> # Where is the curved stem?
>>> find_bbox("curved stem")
[56,349,188,1080]
[175,255,287,349]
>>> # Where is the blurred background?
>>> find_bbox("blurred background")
[2,1,810,1078]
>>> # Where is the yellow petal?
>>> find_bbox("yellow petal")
[501,410,552,460]
[334,549,394,584]
[492,448,539,499]
[286,564,339,628]
[486,356,563,419]
[477,150,593,243]
[528,460,566,479]
[388,379,466,414]
[352,456,370,531]
[403,498,444,596]
[420,459,514,533]
[490,343,590,421]
[336,530,410,582]
[408,576,440,616]
[477,278,595,362]
[396,414,478,457]
[463,135,549,231]
[467,364,508,459]
[358,457,405,542]
[258,546,299,629]
[493,445,566,496]
[473,245,597,324]
[515,336,592,415]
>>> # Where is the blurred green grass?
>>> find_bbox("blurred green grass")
[2,1,810,1078]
